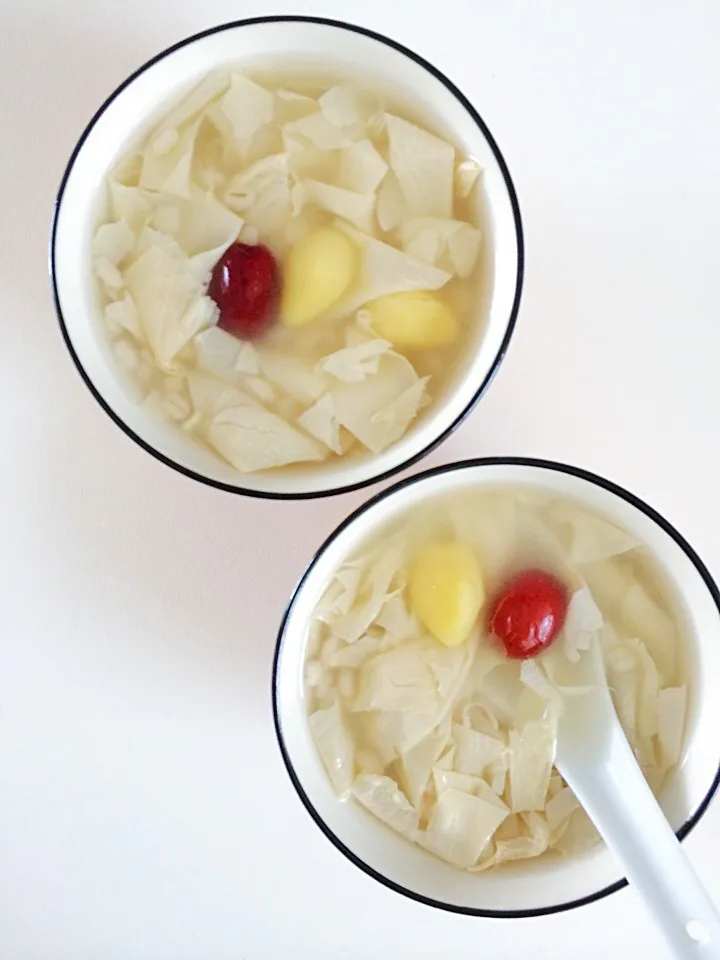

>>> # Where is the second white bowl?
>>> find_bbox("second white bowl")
[273,458,720,916]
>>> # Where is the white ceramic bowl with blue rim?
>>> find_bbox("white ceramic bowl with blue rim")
[272,458,720,916]
[50,16,523,500]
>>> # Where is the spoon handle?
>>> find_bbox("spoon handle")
[557,718,720,959]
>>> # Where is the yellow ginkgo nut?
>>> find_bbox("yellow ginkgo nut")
[281,227,359,327]
[408,540,485,648]
[365,290,459,348]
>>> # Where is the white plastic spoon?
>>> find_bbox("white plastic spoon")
[554,642,720,959]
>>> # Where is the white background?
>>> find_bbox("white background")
[2,1,720,957]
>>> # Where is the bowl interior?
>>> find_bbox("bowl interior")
[274,460,720,915]
[52,18,522,497]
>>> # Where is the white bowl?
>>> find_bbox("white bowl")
[272,458,720,916]
[50,16,523,499]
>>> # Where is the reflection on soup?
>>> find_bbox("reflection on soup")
[305,488,688,871]
[92,67,487,475]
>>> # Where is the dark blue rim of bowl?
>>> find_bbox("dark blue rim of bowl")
[272,456,720,918]
[48,15,524,501]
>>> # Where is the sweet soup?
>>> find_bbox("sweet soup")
[92,67,486,475]
[305,488,688,871]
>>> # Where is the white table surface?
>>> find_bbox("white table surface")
[3,1,720,957]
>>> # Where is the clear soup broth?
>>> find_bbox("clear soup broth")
[305,486,689,872]
[92,63,490,475]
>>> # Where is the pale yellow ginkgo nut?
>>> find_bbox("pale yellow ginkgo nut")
[409,540,485,648]
[281,226,359,327]
[365,290,459,348]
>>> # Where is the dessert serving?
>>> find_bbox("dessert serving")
[93,67,486,475]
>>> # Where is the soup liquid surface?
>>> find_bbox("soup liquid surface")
[94,62,489,475]
[305,486,688,871]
